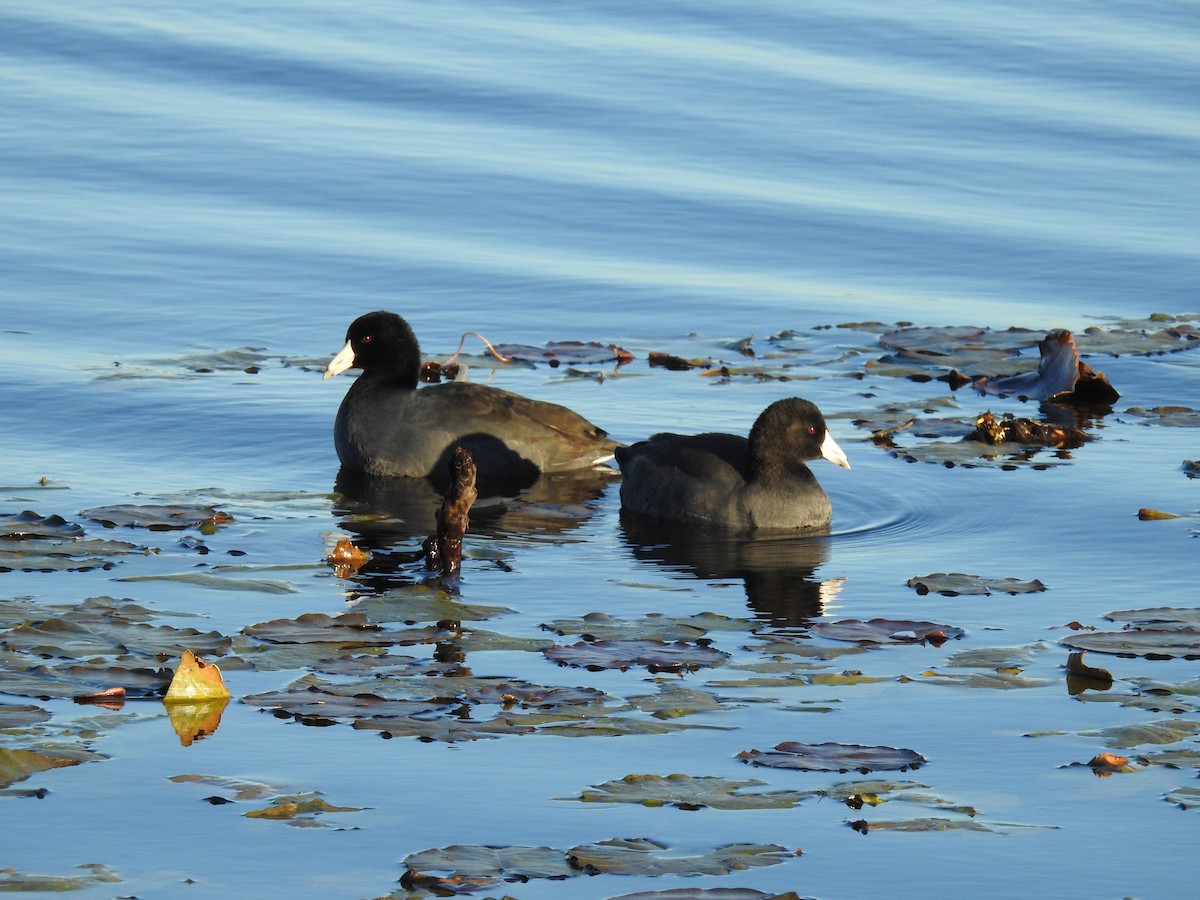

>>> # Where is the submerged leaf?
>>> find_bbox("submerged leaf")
[544,639,730,673]
[79,503,232,530]
[567,837,794,877]
[1080,717,1200,748]
[1060,629,1200,660]
[810,618,964,645]
[738,741,925,773]
[0,864,121,891]
[907,572,1046,596]
[401,844,578,892]
[243,612,402,645]
[1165,787,1200,810]
[0,748,83,787]
[566,773,813,810]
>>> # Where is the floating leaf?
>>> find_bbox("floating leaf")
[244,796,364,822]
[566,773,813,810]
[1062,753,1135,776]
[0,511,140,572]
[0,662,171,701]
[1122,406,1200,427]
[116,570,299,594]
[567,837,794,877]
[974,329,1119,404]
[401,844,578,893]
[919,670,1052,690]
[0,510,84,540]
[1165,787,1200,810]
[241,683,450,724]
[1138,508,1182,520]
[326,538,370,576]
[818,780,976,817]
[1060,629,1200,660]
[243,612,404,645]
[623,684,734,720]
[0,704,51,729]
[541,610,753,642]
[544,639,730,674]
[165,649,231,702]
[0,615,230,660]
[0,748,85,787]
[168,773,276,800]
[810,618,964,645]
[849,817,1019,834]
[1080,717,1200,748]
[350,586,513,624]
[942,642,1053,669]
[1104,607,1200,628]
[738,741,925,773]
[606,889,790,900]
[79,503,232,530]
[907,572,1046,596]
[0,864,121,891]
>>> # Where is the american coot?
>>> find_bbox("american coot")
[616,397,850,531]
[324,311,621,482]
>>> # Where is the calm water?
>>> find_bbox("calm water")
[2,2,1199,897]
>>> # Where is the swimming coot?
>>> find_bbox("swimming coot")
[325,311,620,481]
[616,397,849,531]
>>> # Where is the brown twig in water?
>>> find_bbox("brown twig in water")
[439,331,512,366]
[423,446,477,578]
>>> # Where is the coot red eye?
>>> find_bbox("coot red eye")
[361,334,372,344]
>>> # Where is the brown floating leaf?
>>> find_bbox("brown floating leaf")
[810,618,964,646]
[79,503,232,530]
[907,572,1046,596]
[72,686,126,709]
[164,649,230,702]
[1138,508,1181,520]
[1079,752,1133,776]
[738,741,925,773]
[325,539,370,577]
[543,639,730,674]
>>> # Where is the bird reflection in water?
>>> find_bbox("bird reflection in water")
[618,512,842,630]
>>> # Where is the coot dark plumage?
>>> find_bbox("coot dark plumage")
[615,397,849,531]
[325,311,620,481]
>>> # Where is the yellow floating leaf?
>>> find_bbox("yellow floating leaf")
[164,649,230,702]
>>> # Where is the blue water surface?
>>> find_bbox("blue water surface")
[2,2,1199,898]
